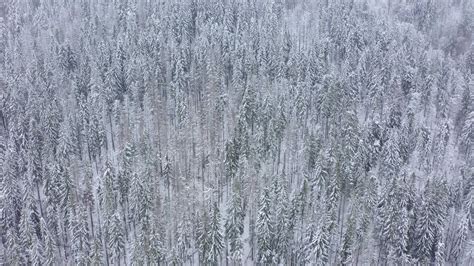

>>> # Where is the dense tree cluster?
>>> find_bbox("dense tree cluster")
[1,0,473,265]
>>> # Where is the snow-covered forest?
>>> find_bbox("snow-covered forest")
[0,0,473,265]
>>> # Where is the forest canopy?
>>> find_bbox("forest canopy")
[0,0,473,265]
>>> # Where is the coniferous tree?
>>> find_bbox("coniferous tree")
[19,184,36,264]
[257,187,275,264]
[207,202,224,265]
[197,207,210,264]
[109,210,125,265]
[71,205,91,265]
[31,230,44,266]
[340,211,356,265]
[447,211,469,263]
[225,181,245,263]
[89,236,104,266]
[41,217,57,266]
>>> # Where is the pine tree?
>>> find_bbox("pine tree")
[415,179,448,263]
[31,231,44,266]
[57,119,74,161]
[5,227,22,265]
[207,202,224,265]
[225,182,245,263]
[87,112,105,161]
[149,220,165,263]
[460,111,473,159]
[41,218,57,266]
[100,161,117,218]
[130,226,146,265]
[71,205,91,265]
[447,211,469,263]
[382,129,402,178]
[2,138,22,232]
[305,210,332,265]
[225,138,240,180]
[175,215,191,263]
[240,85,258,133]
[108,211,125,265]
[307,134,320,171]
[380,177,412,264]
[340,211,356,264]
[111,41,129,102]
[273,177,294,263]
[257,187,275,264]
[434,240,446,266]
[19,185,36,264]
[89,236,104,266]
[119,142,134,203]
[197,208,210,264]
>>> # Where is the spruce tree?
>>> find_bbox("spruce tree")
[225,181,245,263]
[207,202,224,265]
[41,218,57,266]
[108,211,125,265]
[257,187,275,264]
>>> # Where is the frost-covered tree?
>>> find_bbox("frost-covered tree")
[108,211,125,265]
[257,187,276,264]
[225,181,245,263]
[1,0,472,264]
